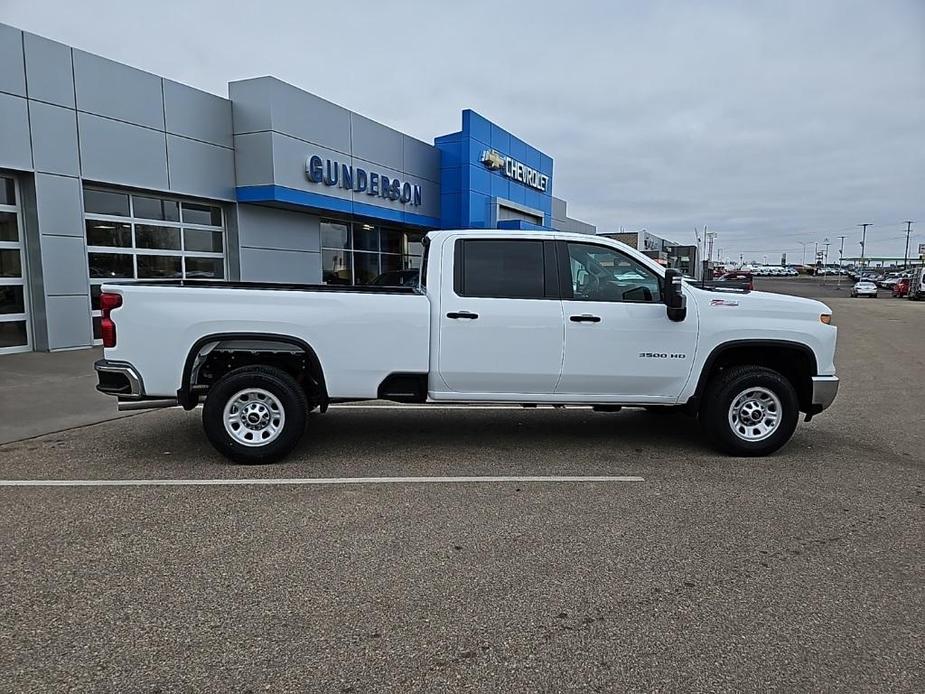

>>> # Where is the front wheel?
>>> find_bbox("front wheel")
[202,365,307,464]
[699,366,799,456]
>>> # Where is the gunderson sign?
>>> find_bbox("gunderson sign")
[305,155,423,206]
[480,149,549,193]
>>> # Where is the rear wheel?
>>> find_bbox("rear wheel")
[202,366,307,464]
[700,366,799,456]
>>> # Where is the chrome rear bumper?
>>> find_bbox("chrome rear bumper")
[94,359,144,397]
[811,375,839,411]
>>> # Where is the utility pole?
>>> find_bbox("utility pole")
[799,241,810,267]
[903,221,914,270]
[858,223,872,273]
[836,235,846,290]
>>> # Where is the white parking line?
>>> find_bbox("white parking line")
[0,475,643,488]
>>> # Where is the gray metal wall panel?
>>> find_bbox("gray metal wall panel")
[29,101,80,176]
[0,24,26,97]
[0,92,33,170]
[23,32,75,108]
[78,112,168,190]
[553,196,567,220]
[34,173,83,237]
[73,50,164,130]
[236,205,320,252]
[45,294,92,349]
[351,114,402,171]
[163,79,233,148]
[402,136,441,183]
[233,132,275,187]
[167,134,235,201]
[239,247,321,284]
[40,234,89,295]
[229,78,273,134]
[269,80,350,153]
[272,132,352,203]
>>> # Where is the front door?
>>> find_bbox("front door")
[436,237,564,395]
[556,241,698,401]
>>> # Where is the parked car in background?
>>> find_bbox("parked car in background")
[892,278,909,298]
[850,281,878,298]
[716,271,754,291]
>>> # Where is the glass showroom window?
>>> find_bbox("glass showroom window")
[0,175,30,354]
[84,188,226,341]
[320,219,424,286]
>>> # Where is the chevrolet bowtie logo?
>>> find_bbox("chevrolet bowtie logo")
[480,149,505,170]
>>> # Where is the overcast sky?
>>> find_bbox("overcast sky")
[3,0,923,263]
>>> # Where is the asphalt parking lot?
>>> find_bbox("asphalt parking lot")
[1,278,922,692]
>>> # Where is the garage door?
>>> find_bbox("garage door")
[0,175,30,355]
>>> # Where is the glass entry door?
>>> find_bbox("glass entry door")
[0,175,30,354]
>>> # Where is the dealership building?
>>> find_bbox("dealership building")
[0,22,595,355]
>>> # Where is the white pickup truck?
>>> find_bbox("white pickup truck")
[95,230,839,463]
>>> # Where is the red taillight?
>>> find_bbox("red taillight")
[99,292,122,348]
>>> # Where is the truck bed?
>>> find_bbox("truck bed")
[105,279,420,294]
[101,280,431,399]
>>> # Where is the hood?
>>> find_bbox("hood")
[687,286,831,319]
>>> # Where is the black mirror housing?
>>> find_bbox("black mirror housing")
[663,268,687,322]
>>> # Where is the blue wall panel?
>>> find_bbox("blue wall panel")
[433,109,555,229]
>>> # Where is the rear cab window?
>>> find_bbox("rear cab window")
[453,238,558,299]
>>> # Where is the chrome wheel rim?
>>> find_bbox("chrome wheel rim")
[728,386,782,442]
[223,388,285,447]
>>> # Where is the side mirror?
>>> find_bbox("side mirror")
[663,268,687,322]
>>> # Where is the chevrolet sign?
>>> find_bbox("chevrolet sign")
[480,149,549,193]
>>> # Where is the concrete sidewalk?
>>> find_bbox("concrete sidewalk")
[0,347,137,444]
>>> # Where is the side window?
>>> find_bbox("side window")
[566,242,661,303]
[456,239,547,299]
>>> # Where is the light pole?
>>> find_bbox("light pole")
[799,241,810,267]
[836,235,846,290]
[858,223,872,272]
[821,238,831,286]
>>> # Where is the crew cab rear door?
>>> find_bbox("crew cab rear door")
[556,240,698,401]
[435,237,564,395]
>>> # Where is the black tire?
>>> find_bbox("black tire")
[699,365,799,456]
[202,365,307,464]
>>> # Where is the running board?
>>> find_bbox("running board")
[117,398,179,411]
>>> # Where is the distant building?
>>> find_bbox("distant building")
[596,230,698,274]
